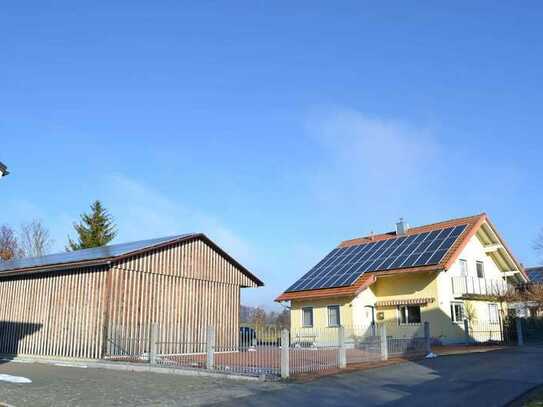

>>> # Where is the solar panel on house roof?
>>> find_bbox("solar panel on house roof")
[527,267,543,283]
[0,234,194,273]
[285,224,467,292]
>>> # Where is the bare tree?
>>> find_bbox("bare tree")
[276,309,291,329]
[523,284,543,311]
[0,225,22,261]
[19,219,54,258]
[252,307,267,328]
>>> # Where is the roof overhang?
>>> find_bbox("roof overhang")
[475,218,528,283]
[0,258,112,278]
[275,274,376,302]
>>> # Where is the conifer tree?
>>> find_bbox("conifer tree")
[67,200,117,251]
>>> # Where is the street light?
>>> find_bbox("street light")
[0,161,9,178]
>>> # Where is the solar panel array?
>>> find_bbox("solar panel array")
[527,268,543,283]
[286,224,467,292]
[0,234,194,273]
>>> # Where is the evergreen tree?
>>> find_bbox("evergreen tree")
[67,200,117,251]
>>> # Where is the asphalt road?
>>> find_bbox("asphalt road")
[218,345,543,407]
[0,345,542,406]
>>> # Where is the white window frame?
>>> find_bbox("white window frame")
[327,304,341,327]
[459,259,468,276]
[450,301,465,324]
[476,261,485,279]
[302,307,314,328]
[488,303,499,324]
[398,305,422,325]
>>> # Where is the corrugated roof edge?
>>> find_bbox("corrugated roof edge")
[0,234,264,287]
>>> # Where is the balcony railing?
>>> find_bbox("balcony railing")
[451,276,510,297]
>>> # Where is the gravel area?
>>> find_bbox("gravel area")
[0,361,284,406]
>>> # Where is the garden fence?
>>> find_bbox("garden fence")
[104,321,431,378]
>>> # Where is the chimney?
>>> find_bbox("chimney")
[396,218,409,235]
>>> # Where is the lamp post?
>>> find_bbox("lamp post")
[0,161,9,178]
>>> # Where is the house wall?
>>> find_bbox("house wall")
[436,234,507,343]
[290,297,353,331]
[0,267,108,359]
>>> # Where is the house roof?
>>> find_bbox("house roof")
[276,213,524,302]
[526,266,543,283]
[0,233,264,286]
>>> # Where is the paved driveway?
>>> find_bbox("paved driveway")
[220,345,543,407]
[1,345,542,406]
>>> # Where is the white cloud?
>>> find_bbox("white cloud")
[307,108,438,180]
[105,174,253,264]
[303,108,442,221]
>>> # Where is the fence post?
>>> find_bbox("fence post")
[516,318,524,346]
[206,325,215,370]
[149,322,159,364]
[338,326,346,368]
[281,329,290,379]
[380,324,388,361]
[463,319,470,345]
[424,321,431,354]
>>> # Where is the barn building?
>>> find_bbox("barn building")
[0,234,262,360]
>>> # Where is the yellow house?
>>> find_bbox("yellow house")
[276,214,528,344]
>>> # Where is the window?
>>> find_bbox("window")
[302,307,313,327]
[476,261,485,278]
[459,259,468,276]
[489,304,499,324]
[451,302,465,323]
[398,305,422,324]
[328,305,341,327]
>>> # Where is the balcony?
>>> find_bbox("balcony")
[451,276,510,297]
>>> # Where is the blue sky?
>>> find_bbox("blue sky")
[1,2,542,309]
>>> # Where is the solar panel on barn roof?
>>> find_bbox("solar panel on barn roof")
[286,224,467,293]
[0,234,194,273]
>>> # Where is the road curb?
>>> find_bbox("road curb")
[0,356,263,382]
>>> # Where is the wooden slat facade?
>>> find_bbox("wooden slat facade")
[0,267,108,359]
[0,237,258,360]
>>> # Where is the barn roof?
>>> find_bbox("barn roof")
[0,234,264,286]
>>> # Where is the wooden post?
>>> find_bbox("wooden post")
[380,324,388,361]
[516,318,524,346]
[338,326,346,368]
[100,270,113,359]
[463,319,470,345]
[206,325,215,370]
[424,321,431,354]
[149,322,159,364]
[281,329,290,379]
